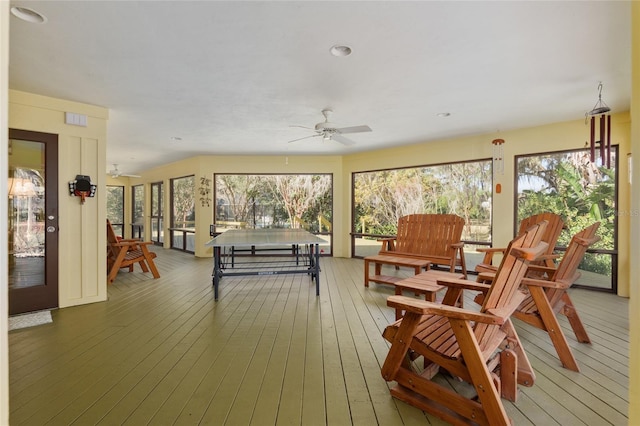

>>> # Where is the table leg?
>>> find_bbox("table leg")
[313,243,320,295]
[213,246,221,300]
[364,259,370,287]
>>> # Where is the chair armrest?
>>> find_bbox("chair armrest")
[575,235,601,246]
[475,264,498,274]
[510,242,549,261]
[386,296,505,324]
[450,242,464,249]
[476,247,506,265]
[526,264,556,274]
[476,247,506,254]
[115,240,152,248]
[436,277,492,293]
[521,271,580,289]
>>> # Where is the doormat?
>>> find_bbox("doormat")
[9,310,52,331]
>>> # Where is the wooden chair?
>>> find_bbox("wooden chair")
[513,222,600,372]
[381,221,548,426]
[374,213,467,279]
[107,219,160,284]
[475,212,564,281]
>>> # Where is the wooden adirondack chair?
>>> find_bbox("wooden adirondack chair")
[513,222,600,372]
[475,212,564,281]
[381,221,548,426]
[107,219,160,284]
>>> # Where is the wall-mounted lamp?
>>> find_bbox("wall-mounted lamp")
[68,175,96,204]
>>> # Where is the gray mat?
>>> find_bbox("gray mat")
[9,310,52,331]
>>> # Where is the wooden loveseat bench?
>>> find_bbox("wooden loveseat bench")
[364,213,467,287]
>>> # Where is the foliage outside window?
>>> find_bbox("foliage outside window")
[132,185,144,223]
[352,160,492,259]
[214,174,333,254]
[171,176,195,229]
[131,184,144,239]
[150,182,163,244]
[516,148,617,291]
[170,175,195,252]
[106,186,124,237]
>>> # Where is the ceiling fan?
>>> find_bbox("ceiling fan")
[108,164,140,178]
[288,109,372,146]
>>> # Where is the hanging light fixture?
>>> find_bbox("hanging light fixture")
[586,82,612,168]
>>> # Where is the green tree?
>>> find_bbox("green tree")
[172,176,195,227]
[266,175,331,229]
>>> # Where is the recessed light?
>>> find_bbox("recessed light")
[10,6,47,24]
[330,45,352,57]
[437,112,451,117]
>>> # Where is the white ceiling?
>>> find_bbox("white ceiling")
[8,1,631,176]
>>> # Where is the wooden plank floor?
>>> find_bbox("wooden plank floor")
[9,248,629,425]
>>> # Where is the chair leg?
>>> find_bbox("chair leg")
[502,319,535,388]
[451,318,511,426]
[561,293,591,343]
[530,287,580,372]
[381,313,422,381]
[499,348,517,402]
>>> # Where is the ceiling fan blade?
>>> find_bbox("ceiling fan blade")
[331,134,357,146]
[289,125,315,130]
[287,134,321,143]
[335,125,371,134]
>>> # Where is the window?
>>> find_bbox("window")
[131,184,144,239]
[351,159,492,268]
[150,181,163,245]
[214,174,333,255]
[516,147,618,292]
[106,186,124,237]
[170,175,195,252]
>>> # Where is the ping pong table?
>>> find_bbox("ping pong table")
[205,228,325,300]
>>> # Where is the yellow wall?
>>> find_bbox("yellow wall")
[9,90,109,309]
[628,3,639,424]
[134,113,632,298]
[136,155,346,257]
[343,114,632,297]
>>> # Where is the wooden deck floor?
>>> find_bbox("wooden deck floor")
[9,248,629,425]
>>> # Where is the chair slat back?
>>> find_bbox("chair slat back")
[545,222,600,304]
[395,214,464,257]
[476,221,548,346]
[518,212,565,257]
[107,219,119,256]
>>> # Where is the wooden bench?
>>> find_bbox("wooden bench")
[370,214,467,281]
